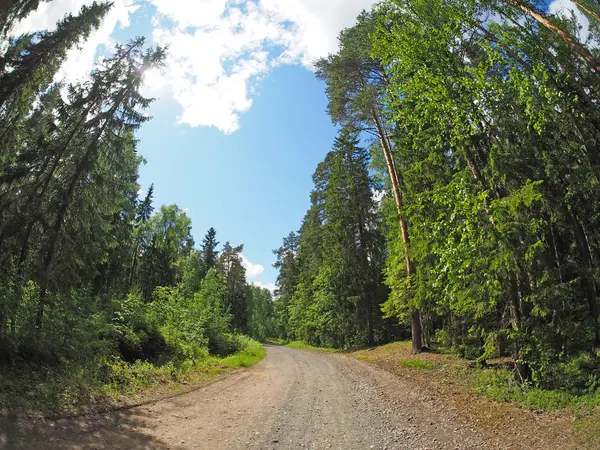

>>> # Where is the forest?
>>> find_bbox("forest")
[2,0,600,412]
[0,1,274,409]
[273,0,600,395]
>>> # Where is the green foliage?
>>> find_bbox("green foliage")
[275,0,600,395]
[246,285,276,342]
[272,129,400,349]
[0,8,276,415]
[219,338,266,368]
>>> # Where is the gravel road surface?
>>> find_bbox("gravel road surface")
[2,345,497,449]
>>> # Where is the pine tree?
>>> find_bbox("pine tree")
[0,2,111,136]
[315,11,423,352]
[0,0,50,38]
[0,37,166,329]
[201,227,220,274]
[218,242,248,332]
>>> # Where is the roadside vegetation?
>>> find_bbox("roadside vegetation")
[270,0,600,432]
[0,3,272,416]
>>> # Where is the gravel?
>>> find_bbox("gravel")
[1,345,498,449]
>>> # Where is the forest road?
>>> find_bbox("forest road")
[3,345,499,450]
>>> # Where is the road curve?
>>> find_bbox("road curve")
[2,345,495,449]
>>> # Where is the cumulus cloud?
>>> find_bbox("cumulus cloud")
[241,254,265,279]
[146,0,377,132]
[11,0,377,133]
[14,0,375,134]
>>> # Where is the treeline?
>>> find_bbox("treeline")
[273,0,600,391]
[272,130,400,348]
[0,1,273,383]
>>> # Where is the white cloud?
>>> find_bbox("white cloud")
[549,0,592,44]
[147,0,377,133]
[260,0,377,66]
[252,281,277,294]
[241,253,264,279]
[11,0,377,133]
[13,0,139,85]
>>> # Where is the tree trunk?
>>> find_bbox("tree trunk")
[510,0,600,73]
[370,104,423,353]
[572,0,600,24]
[411,310,423,354]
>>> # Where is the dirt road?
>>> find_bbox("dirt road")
[3,345,505,449]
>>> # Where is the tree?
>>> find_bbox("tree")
[201,227,219,274]
[273,232,300,339]
[275,129,390,348]
[246,285,275,342]
[0,0,52,39]
[0,2,111,164]
[138,204,193,300]
[315,11,423,352]
[129,184,154,290]
[217,242,248,332]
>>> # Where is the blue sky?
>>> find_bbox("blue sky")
[136,64,338,289]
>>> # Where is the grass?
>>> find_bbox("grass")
[398,358,438,370]
[219,339,266,368]
[0,339,266,417]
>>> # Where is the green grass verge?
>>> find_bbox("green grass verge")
[219,339,266,368]
[469,367,600,410]
[0,338,265,417]
[398,358,438,370]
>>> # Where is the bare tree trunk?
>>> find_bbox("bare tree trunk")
[370,104,423,353]
[511,0,600,72]
[572,0,600,24]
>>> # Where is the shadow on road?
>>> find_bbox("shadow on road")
[0,408,171,449]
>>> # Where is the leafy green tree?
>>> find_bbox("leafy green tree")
[138,204,193,300]
[277,129,390,348]
[129,184,154,290]
[272,232,300,339]
[0,2,111,167]
[315,11,423,352]
[246,285,275,342]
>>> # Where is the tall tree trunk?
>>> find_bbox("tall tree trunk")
[572,0,600,23]
[510,0,600,73]
[370,104,423,353]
